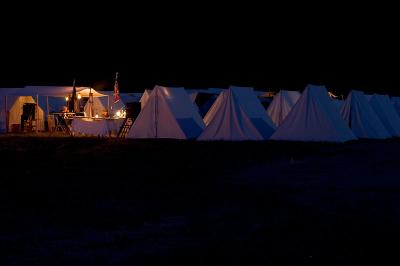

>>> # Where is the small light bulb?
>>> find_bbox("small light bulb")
[116,111,121,117]
[65,96,69,101]
[77,94,82,99]
[95,114,99,118]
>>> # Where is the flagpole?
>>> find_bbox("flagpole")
[89,86,93,117]
[36,94,39,133]
[112,72,120,117]
[4,96,7,133]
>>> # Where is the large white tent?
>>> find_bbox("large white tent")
[368,94,400,136]
[341,90,390,139]
[127,86,205,139]
[0,88,45,133]
[270,84,357,142]
[198,86,276,141]
[266,90,301,126]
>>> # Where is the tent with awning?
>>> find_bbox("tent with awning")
[0,88,45,133]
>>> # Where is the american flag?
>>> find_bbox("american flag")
[114,72,120,103]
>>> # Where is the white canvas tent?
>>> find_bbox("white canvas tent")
[0,88,45,133]
[140,89,152,109]
[368,94,400,136]
[391,97,400,116]
[84,97,108,117]
[14,86,94,97]
[198,86,276,141]
[341,90,390,139]
[267,90,301,126]
[127,86,205,139]
[270,84,356,142]
[88,91,143,117]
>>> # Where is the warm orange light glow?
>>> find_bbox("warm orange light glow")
[77,93,82,100]
[116,110,121,117]
[95,114,99,118]
[65,96,69,101]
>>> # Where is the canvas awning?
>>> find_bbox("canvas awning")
[3,86,107,97]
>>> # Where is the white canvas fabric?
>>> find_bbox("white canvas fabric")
[140,89,152,109]
[368,94,400,136]
[0,95,45,132]
[271,84,356,142]
[267,90,301,126]
[127,86,205,139]
[391,97,400,116]
[198,86,276,141]
[84,97,108,117]
[13,86,98,97]
[341,91,390,139]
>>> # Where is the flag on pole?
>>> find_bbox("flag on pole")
[114,72,120,103]
[69,79,79,112]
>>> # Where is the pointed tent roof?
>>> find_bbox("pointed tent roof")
[368,94,400,136]
[341,90,390,139]
[270,84,356,142]
[127,86,205,139]
[198,86,276,141]
[84,97,108,117]
[139,89,152,109]
[267,90,301,126]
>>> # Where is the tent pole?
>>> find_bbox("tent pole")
[36,94,39,133]
[46,96,49,116]
[4,96,7,133]
[46,96,49,132]
[108,95,110,117]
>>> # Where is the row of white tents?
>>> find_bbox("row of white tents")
[125,84,400,142]
[2,85,400,142]
[266,86,400,141]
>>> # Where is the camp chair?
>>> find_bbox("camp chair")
[54,114,71,135]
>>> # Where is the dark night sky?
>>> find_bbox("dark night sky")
[1,8,398,96]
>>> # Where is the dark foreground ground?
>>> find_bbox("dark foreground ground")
[1,136,400,265]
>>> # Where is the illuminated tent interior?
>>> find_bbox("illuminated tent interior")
[0,88,45,133]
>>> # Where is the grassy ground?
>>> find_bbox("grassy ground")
[1,136,400,265]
